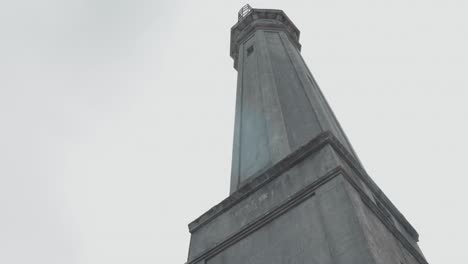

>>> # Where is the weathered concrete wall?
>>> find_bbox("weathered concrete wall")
[189,170,378,264]
[187,134,427,264]
[333,146,422,252]
[206,177,373,264]
[205,188,333,264]
[189,144,340,260]
[346,182,421,264]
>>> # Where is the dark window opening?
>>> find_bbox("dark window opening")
[247,45,254,56]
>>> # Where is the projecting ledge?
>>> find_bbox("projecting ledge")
[188,131,419,243]
[186,131,425,264]
[188,132,331,233]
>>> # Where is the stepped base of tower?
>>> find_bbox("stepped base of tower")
[186,132,427,264]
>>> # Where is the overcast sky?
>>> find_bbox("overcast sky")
[0,0,466,263]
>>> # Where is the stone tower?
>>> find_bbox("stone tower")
[186,5,427,264]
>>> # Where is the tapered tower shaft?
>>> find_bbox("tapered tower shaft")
[186,6,427,264]
[230,7,357,193]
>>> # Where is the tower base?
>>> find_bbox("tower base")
[186,132,427,264]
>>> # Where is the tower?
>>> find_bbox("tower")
[186,5,427,264]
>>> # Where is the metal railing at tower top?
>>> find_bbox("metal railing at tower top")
[238,4,253,21]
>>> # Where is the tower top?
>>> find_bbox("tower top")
[230,7,301,69]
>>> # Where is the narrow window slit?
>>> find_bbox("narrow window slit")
[247,45,254,56]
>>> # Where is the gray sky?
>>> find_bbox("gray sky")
[0,0,466,263]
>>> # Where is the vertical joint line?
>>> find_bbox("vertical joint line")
[259,30,291,156]
[277,32,324,132]
[235,44,245,191]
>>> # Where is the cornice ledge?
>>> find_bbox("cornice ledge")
[345,171,428,264]
[187,167,341,264]
[186,131,425,264]
[188,131,333,233]
[327,135,421,241]
[188,131,421,242]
